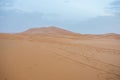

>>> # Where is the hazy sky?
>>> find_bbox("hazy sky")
[0,0,120,34]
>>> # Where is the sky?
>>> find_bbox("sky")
[0,0,120,34]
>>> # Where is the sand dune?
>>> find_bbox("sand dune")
[22,26,76,35]
[0,27,120,80]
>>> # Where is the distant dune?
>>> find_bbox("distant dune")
[0,26,120,80]
[22,26,76,35]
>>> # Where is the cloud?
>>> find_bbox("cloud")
[1,0,113,17]
[1,0,119,33]
[100,12,115,16]
[0,0,12,7]
[109,0,120,15]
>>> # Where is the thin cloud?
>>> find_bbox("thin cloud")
[109,0,120,15]
[0,0,12,7]
[1,0,112,17]
[0,0,119,33]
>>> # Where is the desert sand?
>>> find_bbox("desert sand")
[0,26,120,80]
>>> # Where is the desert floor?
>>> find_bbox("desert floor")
[0,33,120,80]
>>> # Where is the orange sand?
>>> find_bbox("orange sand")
[0,27,120,80]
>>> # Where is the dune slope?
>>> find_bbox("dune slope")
[0,27,120,80]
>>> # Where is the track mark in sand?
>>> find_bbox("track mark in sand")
[56,44,120,67]
[45,44,120,79]
[52,50,120,80]
[97,73,120,80]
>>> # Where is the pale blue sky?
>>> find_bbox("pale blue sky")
[0,0,120,34]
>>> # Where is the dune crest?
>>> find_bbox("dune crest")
[22,26,75,35]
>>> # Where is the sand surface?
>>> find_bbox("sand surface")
[0,27,120,80]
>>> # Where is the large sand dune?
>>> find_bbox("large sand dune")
[0,27,120,80]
